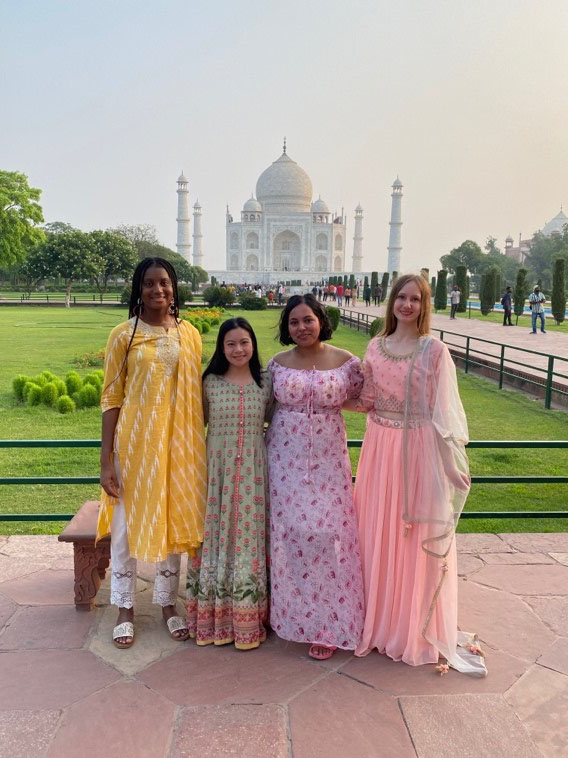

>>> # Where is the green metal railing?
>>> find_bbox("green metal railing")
[1,439,567,522]
[338,307,568,409]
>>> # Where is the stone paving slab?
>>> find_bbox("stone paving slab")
[0,534,566,757]
[506,665,568,758]
[0,555,50,583]
[400,694,540,758]
[0,710,61,758]
[171,705,289,758]
[549,552,568,566]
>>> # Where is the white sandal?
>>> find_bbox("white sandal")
[165,615,190,641]
[113,621,134,649]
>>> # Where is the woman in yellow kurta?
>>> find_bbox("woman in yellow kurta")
[98,257,206,648]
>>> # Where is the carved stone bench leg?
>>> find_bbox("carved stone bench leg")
[97,542,110,580]
[73,542,103,611]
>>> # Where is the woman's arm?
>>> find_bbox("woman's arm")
[100,408,120,498]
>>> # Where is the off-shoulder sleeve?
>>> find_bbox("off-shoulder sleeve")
[262,370,276,423]
[101,324,130,412]
[345,356,364,399]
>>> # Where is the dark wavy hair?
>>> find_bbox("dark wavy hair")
[277,294,333,345]
[103,258,180,397]
[203,317,263,387]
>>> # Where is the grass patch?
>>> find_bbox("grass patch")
[0,306,566,534]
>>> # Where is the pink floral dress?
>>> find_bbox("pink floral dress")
[266,357,365,649]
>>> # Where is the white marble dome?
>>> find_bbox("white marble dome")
[256,152,313,213]
[312,196,329,213]
[541,208,568,236]
[243,195,262,212]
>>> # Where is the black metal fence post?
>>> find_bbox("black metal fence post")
[545,355,554,409]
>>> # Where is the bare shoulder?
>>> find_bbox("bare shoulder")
[327,345,356,366]
[271,349,295,367]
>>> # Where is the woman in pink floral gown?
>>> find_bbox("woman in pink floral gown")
[266,295,365,660]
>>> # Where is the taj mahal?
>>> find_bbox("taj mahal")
[176,141,403,284]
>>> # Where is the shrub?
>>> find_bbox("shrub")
[551,257,566,325]
[202,285,235,307]
[454,265,467,313]
[78,384,99,408]
[191,320,203,334]
[56,395,76,414]
[178,284,193,305]
[480,267,497,315]
[238,292,268,310]
[54,379,67,397]
[12,375,30,401]
[32,374,48,387]
[41,370,58,383]
[41,382,59,407]
[72,391,83,409]
[369,317,385,338]
[84,373,102,390]
[201,321,211,334]
[513,268,528,321]
[73,349,105,368]
[380,272,389,301]
[66,371,83,395]
[23,381,37,401]
[93,369,104,382]
[434,270,448,310]
[26,384,42,406]
[326,306,340,331]
[210,317,220,326]
[120,285,131,305]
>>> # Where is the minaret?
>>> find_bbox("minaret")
[192,199,203,269]
[352,204,364,273]
[387,176,403,275]
[176,171,191,261]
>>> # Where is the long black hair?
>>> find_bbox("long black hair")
[203,317,263,387]
[103,258,180,396]
[277,293,333,345]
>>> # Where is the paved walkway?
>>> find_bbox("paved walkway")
[343,303,568,390]
[1,534,567,757]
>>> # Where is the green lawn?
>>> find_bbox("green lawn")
[440,305,568,333]
[0,306,566,534]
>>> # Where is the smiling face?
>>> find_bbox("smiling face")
[393,280,422,325]
[223,327,253,368]
[140,265,174,313]
[287,303,321,347]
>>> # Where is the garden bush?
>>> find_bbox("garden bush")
[12,375,30,401]
[26,384,42,406]
[56,395,75,414]
[54,379,67,397]
[22,381,37,401]
[202,285,235,307]
[32,374,48,388]
[201,321,211,334]
[65,371,83,395]
[326,306,340,331]
[369,317,385,338]
[120,285,131,305]
[78,384,99,408]
[41,370,58,383]
[238,292,268,310]
[41,382,59,407]
[84,373,102,391]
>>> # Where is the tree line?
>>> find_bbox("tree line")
[0,171,208,306]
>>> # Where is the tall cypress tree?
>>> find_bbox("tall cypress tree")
[380,272,389,300]
[455,265,467,313]
[371,271,378,290]
[480,267,498,315]
[349,273,355,289]
[434,270,448,310]
[513,268,528,324]
[430,275,436,297]
[343,274,348,289]
[364,275,369,290]
[551,258,566,324]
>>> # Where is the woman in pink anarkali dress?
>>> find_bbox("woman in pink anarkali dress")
[266,295,365,660]
[345,275,487,676]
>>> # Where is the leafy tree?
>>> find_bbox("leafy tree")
[525,230,568,289]
[454,265,467,312]
[26,231,100,307]
[43,221,76,235]
[434,270,448,310]
[89,230,137,301]
[484,236,501,256]
[108,223,159,250]
[551,258,566,324]
[0,171,45,266]
[513,268,528,323]
[494,272,503,304]
[440,240,484,274]
[380,272,389,300]
[480,267,497,315]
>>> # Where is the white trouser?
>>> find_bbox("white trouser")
[110,503,181,609]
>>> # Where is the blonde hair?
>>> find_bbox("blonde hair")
[382,274,432,336]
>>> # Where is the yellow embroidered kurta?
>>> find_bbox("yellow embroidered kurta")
[96,317,207,562]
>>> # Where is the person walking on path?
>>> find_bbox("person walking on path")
[336,283,344,307]
[501,286,513,326]
[528,285,547,334]
[345,287,351,307]
[186,318,273,650]
[98,257,207,649]
[364,284,372,307]
[352,285,358,307]
[450,284,460,320]
[266,294,365,661]
[373,284,382,306]
[344,274,486,677]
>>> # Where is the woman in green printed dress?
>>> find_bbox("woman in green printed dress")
[186,318,273,649]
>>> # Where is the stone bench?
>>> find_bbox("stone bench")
[58,500,110,611]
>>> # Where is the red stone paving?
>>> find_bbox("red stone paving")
[0,534,566,757]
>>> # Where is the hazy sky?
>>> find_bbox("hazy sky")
[3,0,567,274]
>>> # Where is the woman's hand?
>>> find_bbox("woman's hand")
[100,462,120,499]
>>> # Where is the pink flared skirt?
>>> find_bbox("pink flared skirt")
[353,416,459,665]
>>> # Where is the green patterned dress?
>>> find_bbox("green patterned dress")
[186,372,272,649]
